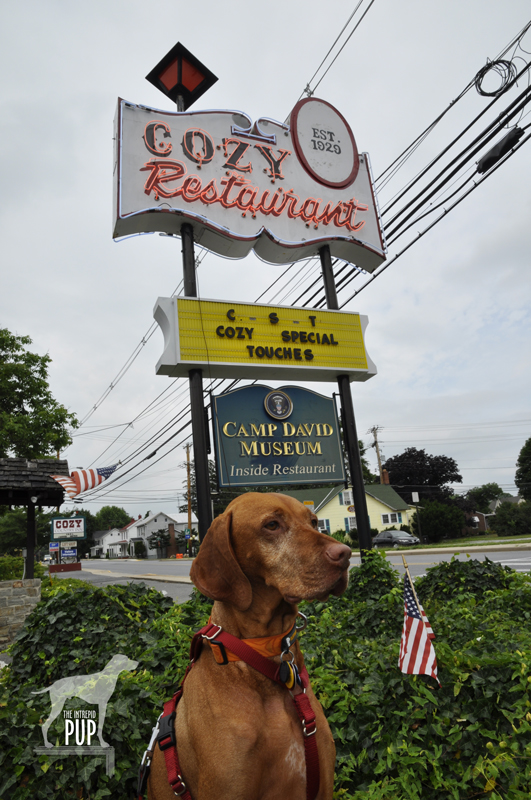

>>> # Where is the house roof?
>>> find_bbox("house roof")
[0,457,70,506]
[246,484,411,515]
[93,528,122,541]
[129,511,198,528]
[277,486,343,513]
[488,495,521,511]
[362,484,411,511]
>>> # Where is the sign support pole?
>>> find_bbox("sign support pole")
[181,222,213,541]
[319,245,373,554]
[26,502,35,580]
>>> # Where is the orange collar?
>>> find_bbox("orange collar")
[207,619,296,664]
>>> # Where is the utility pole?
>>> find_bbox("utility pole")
[368,425,384,484]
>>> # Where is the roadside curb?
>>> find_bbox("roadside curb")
[363,543,531,557]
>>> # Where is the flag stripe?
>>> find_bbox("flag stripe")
[398,574,440,685]
[50,464,118,499]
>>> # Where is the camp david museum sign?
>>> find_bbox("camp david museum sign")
[212,385,346,487]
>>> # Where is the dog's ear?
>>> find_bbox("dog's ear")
[190,511,252,611]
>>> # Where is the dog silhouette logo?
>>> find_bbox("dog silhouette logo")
[32,653,138,748]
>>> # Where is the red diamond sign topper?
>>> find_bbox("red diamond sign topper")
[146,42,218,110]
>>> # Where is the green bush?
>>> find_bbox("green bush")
[2,558,531,798]
[415,556,514,603]
[0,556,44,581]
[134,539,147,558]
[490,501,531,537]
[412,500,465,542]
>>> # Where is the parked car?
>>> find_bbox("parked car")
[372,530,420,549]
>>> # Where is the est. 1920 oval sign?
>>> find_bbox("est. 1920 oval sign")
[290,97,360,189]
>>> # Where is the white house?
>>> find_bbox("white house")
[90,511,198,558]
[281,485,415,535]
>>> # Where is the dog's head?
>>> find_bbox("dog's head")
[190,492,351,611]
[107,654,139,672]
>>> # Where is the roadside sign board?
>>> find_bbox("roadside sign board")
[61,548,77,558]
[113,97,386,271]
[50,516,87,541]
[49,542,59,551]
[212,384,346,487]
[154,297,376,382]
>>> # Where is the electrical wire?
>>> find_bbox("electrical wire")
[288,0,376,112]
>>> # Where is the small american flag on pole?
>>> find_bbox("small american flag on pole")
[398,572,440,685]
[50,465,119,500]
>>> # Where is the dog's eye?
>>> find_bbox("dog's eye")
[264,520,280,531]
[311,519,318,529]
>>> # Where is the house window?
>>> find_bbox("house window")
[381,512,402,525]
[340,490,353,506]
[318,519,330,534]
[344,516,357,532]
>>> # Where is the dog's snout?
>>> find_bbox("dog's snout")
[325,542,351,568]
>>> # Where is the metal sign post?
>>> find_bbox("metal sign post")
[181,223,212,541]
[319,244,373,554]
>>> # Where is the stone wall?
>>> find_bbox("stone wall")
[0,578,41,648]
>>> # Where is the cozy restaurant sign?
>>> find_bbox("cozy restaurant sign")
[113,97,386,269]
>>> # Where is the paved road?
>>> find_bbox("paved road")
[52,547,531,594]
[378,550,531,578]
[51,560,194,603]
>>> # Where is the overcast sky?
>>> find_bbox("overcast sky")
[2,0,530,516]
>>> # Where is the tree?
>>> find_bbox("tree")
[383,447,462,504]
[148,528,170,558]
[515,438,531,501]
[0,508,54,556]
[490,501,531,537]
[0,328,78,458]
[466,482,507,514]
[411,500,465,543]
[93,506,131,531]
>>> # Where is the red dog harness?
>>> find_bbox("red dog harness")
[138,615,320,800]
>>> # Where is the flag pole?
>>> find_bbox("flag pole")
[401,554,422,612]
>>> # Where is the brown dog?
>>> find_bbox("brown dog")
[147,492,351,800]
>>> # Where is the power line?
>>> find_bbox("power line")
[289,1,377,111]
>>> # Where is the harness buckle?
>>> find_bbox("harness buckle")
[302,718,317,737]
[156,711,176,751]
[201,623,223,641]
[171,774,188,796]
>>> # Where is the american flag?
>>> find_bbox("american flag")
[50,465,118,500]
[398,573,440,685]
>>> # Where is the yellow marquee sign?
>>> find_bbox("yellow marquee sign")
[154,297,376,382]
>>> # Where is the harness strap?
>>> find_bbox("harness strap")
[157,691,192,799]
[140,621,320,800]
[204,626,283,684]
[292,692,319,800]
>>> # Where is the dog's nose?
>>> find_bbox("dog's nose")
[325,542,351,568]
